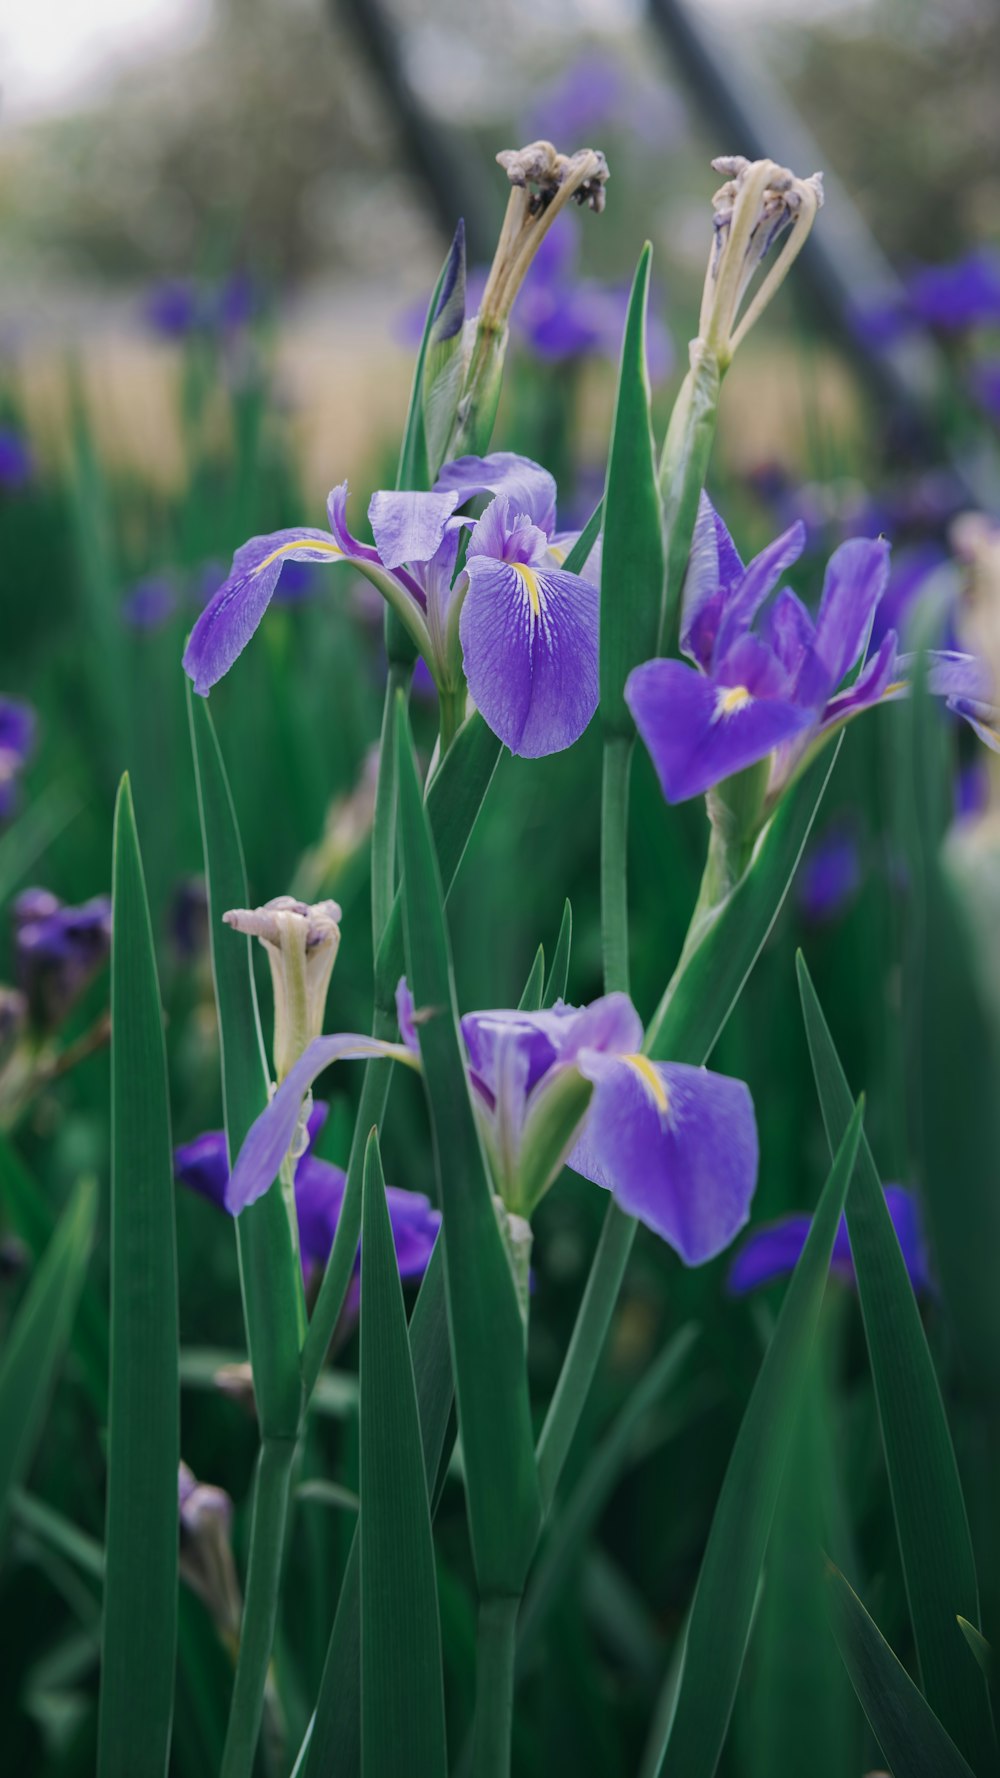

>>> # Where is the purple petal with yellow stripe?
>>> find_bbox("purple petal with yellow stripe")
[568,1053,758,1263]
[184,524,349,695]
[625,657,813,803]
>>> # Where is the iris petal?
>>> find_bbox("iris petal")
[812,536,891,688]
[183,528,346,695]
[626,658,813,804]
[367,489,461,571]
[434,451,557,535]
[568,1054,758,1264]
[460,555,599,758]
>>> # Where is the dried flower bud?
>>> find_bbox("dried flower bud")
[481,141,610,331]
[223,896,342,1082]
[697,155,823,367]
[178,1462,242,1639]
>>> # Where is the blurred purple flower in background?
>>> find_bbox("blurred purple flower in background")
[520,50,684,153]
[122,575,178,630]
[169,877,210,962]
[0,697,36,820]
[174,1104,439,1295]
[728,1184,931,1296]
[970,358,1000,425]
[142,273,260,342]
[797,820,863,924]
[0,428,35,491]
[12,889,113,1030]
[509,223,672,379]
[907,250,1000,332]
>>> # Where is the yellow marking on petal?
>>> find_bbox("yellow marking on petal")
[715,684,752,717]
[512,561,542,617]
[623,1053,670,1116]
[548,543,566,564]
[883,680,907,697]
[254,538,343,576]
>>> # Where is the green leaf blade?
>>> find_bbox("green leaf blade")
[0,1177,97,1549]
[188,687,304,1437]
[657,1100,865,1778]
[396,700,541,1595]
[828,1565,977,1778]
[797,954,996,1773]
[360,1130,447,1778]
[600,242,665,732]
[98,775,180,1778]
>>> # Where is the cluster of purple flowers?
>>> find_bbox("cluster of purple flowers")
[175,1100,440,1306]
[142,272,259,342]
[12,888,113,1030]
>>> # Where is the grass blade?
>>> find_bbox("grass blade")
[0,1177,97,1549]
[396,698,541,1595]
[188,686,304,1436]
[360,1130,447,1778]
[798,954,995,1772]
[655,1100,865,1778]
[98,775,179,1778]
[517,945,546,1013]
[600,242,665,734]
[544,900,573,1006]
[828,1564,977,1778]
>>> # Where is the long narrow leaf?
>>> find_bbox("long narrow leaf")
[360,1130,447,1777]
[188,687,304,1436]
[600,241,665,733]
[655,1100,865,1778]
[797,954,995,1772]
[828,1564,977,1778]
[98,775,179,1778]
[396,699,541,1595]
[544,900,573,1006]
[0,1178,96,1548]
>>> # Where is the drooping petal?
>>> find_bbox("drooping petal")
[821,630,899,726]
[727,1184,931,1295]
[226,1032,418,1214]
[293,1154,347,1268]
[183,527,346,694]
[434,451,558,536]
[680,493,746,670]
[174,1129,230,1209]
[626,658,814,804]
[568,1053,758,1264]
[811,536,891,688]
[460,553,599,757]
[383,1187,441,1277]
[326,483,382,565]
[367,489,461,571]
[712,519,806,664]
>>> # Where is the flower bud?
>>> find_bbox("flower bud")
[223,896,342,1082]
[178,1462,242,1641]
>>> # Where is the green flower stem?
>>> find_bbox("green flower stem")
[220,1434,297,1778]
[601,735,634,997]
[535,1200,637,1515]
[657,347,723,652]
[471,1595,520,1778]
[437,686,464,759]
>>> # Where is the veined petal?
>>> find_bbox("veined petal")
[568,1054,758,1264]
[184,527,347,694]
[367,489,461,570]
[460,554,599,757]
[821,630,899,726]
[326,482,382,564]
[811,536,891,687]
[759,587,816,680]
[626,658,814,803]
[226,1032,418,1213]
[434,451,558,536]
[549,528,602,587]
[713,519,806,664]
[460,993,641,1103]
[680,493,746,670]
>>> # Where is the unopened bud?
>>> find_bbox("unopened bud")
[698,155,823,368]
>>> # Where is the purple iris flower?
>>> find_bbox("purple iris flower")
[122,575,178,630]
[509,223,672,380]
[797,820,862,924]
[970,358,1000,425]
[0,428,35,491]
[0,697,36,820]
[907,250,1000,333]
[174,1104,439,1288]
[225,980,758,1268]
[626,494,998,809]
[143,279,202,339]
[728,1184,931,1297]
[954,757,990,823]
[12,888,113,1029]
[183,451,600,759]
[142,273,259,341]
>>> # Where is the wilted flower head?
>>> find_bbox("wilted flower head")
[13,888,112,1030]
[223,896,342,1082]
[478,140,609,337]
[178,1462,242,1640]
[698,156,823,368]
[0,697,36,820]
